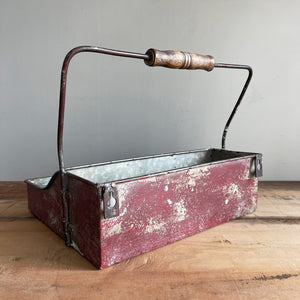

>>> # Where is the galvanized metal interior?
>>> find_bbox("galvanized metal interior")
[27,149,257,189]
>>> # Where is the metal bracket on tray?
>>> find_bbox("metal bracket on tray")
[57,46,253,244]
[103,184,119,219]
[255,154,263,177]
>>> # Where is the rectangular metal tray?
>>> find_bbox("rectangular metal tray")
[25,46,263,269]
[26,148,262,268]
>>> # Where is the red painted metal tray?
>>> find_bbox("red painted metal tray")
[25,46,262,269]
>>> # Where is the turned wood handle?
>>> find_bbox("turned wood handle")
[144,48,215,71]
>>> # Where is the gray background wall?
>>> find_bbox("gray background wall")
[0,0,299,181]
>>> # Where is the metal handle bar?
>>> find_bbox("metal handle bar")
[58,46,252,175]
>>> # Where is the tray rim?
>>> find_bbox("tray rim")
[25,148,261,190]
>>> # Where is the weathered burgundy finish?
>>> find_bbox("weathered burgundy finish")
[67,175,101,267]
[100,158,257,268]
[26,154,258,269]
[27,174,64,239]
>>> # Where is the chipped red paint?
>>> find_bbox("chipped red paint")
[27,173,64,239]
[100,158,257,268]
[27,157,258,269]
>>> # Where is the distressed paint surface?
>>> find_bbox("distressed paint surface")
[100,158,257,268]
[27,173,64,239]
[67,176,101,268]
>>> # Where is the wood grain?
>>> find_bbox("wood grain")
[0,181,27,200]
[0,181,300,299]
[145,48,215,71]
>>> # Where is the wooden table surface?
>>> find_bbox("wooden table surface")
[0,181,300,299]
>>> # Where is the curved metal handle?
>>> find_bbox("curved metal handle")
[215,63,253,149]
[57,46,149,175]
[57,46,252,174]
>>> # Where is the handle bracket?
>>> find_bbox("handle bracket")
[103,184,119,219]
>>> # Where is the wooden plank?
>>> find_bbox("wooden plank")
[4,181,298,201]
[0,182,31,218]
[0,181,27,200]
[0,199,32,218]
[1,192,299,220]
[0,218,300,299]
[1,181,299,219]
[245,181,300,219]
[0,181,300,299]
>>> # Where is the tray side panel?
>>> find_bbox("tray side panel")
[100,157,258,268]
[67,177,101,268]
[27,174,64,239]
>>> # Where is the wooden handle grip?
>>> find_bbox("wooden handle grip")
[144,48,215,71]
